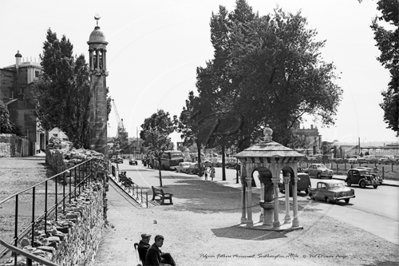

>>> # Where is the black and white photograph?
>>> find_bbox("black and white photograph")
[0,0,398,265]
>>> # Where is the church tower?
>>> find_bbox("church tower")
[87,16,108,153]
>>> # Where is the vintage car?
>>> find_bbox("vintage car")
[309,180,355,204]
[355,167,383,185]
[345,168,379,188]
[225,159,238,169]
[303,163,333,179]
[129,158,138,166]
[175,162,192,173]
[110,157,123,164]
[278,173,311,196]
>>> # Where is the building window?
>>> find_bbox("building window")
[35,71,40,78]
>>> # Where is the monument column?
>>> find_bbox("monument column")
[87,16,109,154]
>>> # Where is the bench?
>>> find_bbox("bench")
[151,186,173,205]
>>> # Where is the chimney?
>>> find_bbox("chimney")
[310,124,313,129]
[15,50,22,69]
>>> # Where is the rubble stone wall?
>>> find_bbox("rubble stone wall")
[0,134,30,157]
[2,143,108,266]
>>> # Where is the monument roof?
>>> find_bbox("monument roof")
[236,126,304,159]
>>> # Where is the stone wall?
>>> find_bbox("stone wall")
[0,134,30,157]
[1,144,109,266]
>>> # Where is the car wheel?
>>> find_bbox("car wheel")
[373,185,378,189]
[317,173,321,179]
[326,197,334,204]
[359,180,366,188]
[309,193,315,200]
[329,175,332,179]
[344,198,350,204]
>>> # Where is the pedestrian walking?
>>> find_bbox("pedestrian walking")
[210,166,215,181]
[204,166,209,180]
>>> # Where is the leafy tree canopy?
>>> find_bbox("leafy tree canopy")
[195,0,342,150]
[370,0,398,135]
[140,109,175,186]
[0,100,13,133]
[140,109,175,157]
[33,29,111,148]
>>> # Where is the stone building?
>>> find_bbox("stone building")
[292,124,322,155]
[0,51,46,155]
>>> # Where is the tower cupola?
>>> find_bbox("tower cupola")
[87,15,108,75]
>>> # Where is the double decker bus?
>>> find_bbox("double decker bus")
[152,150,184,170]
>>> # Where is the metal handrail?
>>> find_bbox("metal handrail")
[0,238,59,266]
[110,165,149,208]
[0,158,97,265]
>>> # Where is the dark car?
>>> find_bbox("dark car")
[129,158,138,165]
[345,168,379,188]
[278,173,311,196]
[225,159,238,169]
[355,167,383,185]
[111,157,123,164]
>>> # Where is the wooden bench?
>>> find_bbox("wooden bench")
[151,186,173,205]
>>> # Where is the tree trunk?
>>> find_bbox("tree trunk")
[197,141,202,176]
[158,157,163,187]
[221,145,226,181]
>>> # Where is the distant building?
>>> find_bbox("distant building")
[0,51,46,154]
[292,124,322,155]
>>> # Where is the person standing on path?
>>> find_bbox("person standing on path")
[144,235,176,266]
[210,166,215,181]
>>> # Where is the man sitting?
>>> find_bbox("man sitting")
[136,234,151,265]
[144,235,176,266]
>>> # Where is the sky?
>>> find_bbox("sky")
[0,0,398,146]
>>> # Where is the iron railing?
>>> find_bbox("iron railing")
[110,164,149,208]
[0,158,96,266]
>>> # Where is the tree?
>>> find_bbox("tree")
[33,29,111,148]
[0,100,22,135]
[370,0,399,135]
[0,100,13,133]
[175,91,216,176]
[140,110,175,187]
[197,1,342,153]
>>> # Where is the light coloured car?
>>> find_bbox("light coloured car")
[303,163,333,179]
[309,180,355,204]
[175,162,192,173]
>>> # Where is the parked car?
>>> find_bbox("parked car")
[187,162,202,175]
[214,158,223,167]
[345,168,379,188]
[378,156,394,165]
[111,157,123,164]
[225,159,238,169]
[357,157,367,164]
[278,173,311,196]
[347,157,358,164]
[364,156,378,164]
[309,180,355,204]
[175,162,192,173]
[129,158,138,165]
[303,163,333,179]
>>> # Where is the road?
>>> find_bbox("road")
[118,161,399,245]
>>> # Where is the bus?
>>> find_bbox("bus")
[152,150,184,170]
